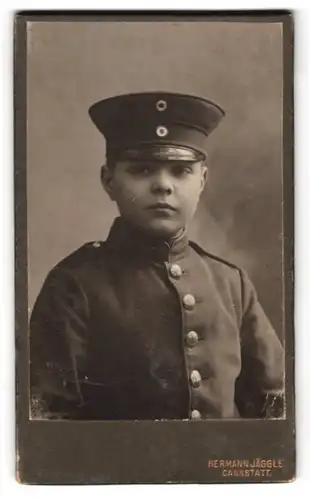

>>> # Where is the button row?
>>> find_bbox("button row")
[169,263,200,418]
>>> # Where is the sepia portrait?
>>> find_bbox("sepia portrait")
[15,12,294,483]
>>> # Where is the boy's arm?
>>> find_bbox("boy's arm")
[235,269,285,418]
[29,267,89,419]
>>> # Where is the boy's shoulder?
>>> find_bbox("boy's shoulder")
[54,240,107,271]
[189,240,242,274]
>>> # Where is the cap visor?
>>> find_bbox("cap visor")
[119,145,205,162]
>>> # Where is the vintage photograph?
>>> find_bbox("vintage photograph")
[16,12,294,483]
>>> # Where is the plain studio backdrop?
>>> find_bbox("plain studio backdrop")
[27,20,284,339]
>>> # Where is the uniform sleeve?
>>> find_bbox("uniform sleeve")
[29,267,89,419]
[235,269,285,418]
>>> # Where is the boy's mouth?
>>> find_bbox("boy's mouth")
[147,202,177,212]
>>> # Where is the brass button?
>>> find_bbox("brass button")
[186,330,199,347]
[170,264,182,278]
[183,294,195,309]
[190,370,202,388]
[191,409,201,420]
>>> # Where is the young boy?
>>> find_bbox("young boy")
[30,92,284,420]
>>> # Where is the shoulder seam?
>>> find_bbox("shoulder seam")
[189,240,241,271]
[51,240,107,270]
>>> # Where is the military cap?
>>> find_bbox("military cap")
[88,92,225,162]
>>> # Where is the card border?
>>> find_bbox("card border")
[15,10,295,484]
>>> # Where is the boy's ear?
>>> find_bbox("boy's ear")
[100,164,115,201]
[200,164,208,191]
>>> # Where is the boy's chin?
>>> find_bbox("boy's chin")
[141,219,184,240]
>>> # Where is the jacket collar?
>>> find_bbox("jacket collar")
[106,217,189,262]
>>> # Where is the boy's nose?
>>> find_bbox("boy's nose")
[150,172,173,195]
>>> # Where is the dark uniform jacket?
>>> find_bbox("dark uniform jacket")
[30,217,284,420]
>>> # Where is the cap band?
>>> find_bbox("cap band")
[114,145,205,162]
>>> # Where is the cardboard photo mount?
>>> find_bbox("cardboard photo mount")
[15,11,295,484]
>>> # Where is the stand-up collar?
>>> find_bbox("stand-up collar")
[106,217,189,262]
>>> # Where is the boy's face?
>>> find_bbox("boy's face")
[102,159,208,239]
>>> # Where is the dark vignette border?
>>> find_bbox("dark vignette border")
[15,11,295,484]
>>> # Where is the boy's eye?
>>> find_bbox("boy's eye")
[171,163,194,176]
[127,164,153,176]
